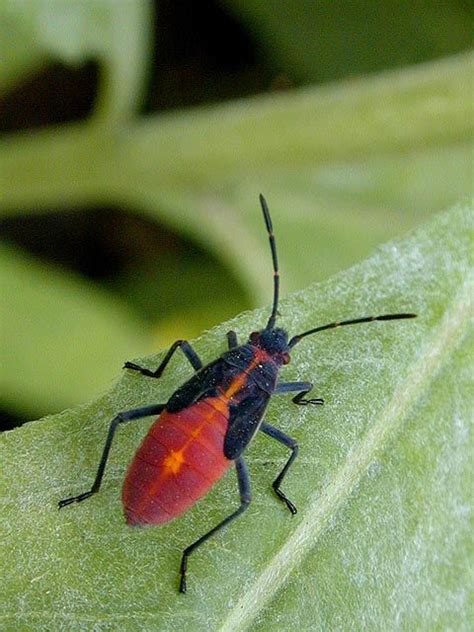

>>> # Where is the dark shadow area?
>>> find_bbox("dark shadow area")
[0,60,99,133]
[142,0,273,112]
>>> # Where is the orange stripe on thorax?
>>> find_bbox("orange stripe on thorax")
[223,349,269,399]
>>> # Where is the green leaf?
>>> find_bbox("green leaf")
[2,53,470,288]
[0,243,149,417]
[0,0,152,121]
[223,0,473,83]
[1,203,471,630]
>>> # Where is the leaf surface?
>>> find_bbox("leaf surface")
[1,204,471,630]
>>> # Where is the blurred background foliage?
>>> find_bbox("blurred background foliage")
[0,0,472,426]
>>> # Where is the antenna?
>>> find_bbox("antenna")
[288,313,416,348]
[259,194,279,329]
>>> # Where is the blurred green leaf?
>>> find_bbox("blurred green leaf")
[1,203,471,630]
[1,4,472,419]
[0,243,149,417]
[115,252,249,349]
[2,53,471,293]
[0,0,152,120]
[224,0,473,83]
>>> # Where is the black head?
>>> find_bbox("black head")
[249,327,290,364]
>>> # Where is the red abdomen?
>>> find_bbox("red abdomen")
[122,396,232,526]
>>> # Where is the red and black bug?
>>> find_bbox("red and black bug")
[59,195,416,592]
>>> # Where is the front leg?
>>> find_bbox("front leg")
[124,339,202,378]
[274,381,324,406]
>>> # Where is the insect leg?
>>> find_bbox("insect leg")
[124,340,202,378]
[226,330,239,349]
[179,456,251,593]
[58,403,166,509]
[275,381,324,406]
[260,422,299,515]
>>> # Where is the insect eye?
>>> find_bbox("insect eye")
[282,352,290,365]
[249,332,259,343]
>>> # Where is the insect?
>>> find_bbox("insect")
[59,195,416,592]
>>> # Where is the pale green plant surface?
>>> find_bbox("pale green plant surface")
[1,204,471,630]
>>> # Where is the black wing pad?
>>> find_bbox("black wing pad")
[224,384,271,460]
[166,359,225,413]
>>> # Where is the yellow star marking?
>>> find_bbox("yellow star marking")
[163,449,185,474]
